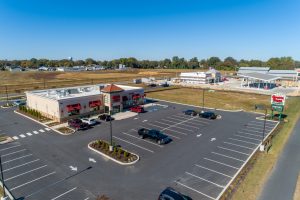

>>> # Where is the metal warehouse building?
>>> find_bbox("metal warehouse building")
[25,84,144,122]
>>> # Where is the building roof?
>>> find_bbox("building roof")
[101,84,124,93]
[240,72,280,81]
[238,67,270,75]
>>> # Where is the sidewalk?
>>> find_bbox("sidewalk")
[258,118,300,200]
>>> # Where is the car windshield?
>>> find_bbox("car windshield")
[90,119,96,122]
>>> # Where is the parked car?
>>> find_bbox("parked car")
[98,114,114,121]
[13,100,26,106]
[148,83,157,87]
[138,128,172,145]
[67,119,89,130]
[130,106,145,113]
[81,118,98,126]
[158,187,192,200]
[199,111,217,119]
[183,109,198,116]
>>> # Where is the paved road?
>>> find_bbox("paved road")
[258,117,300,200]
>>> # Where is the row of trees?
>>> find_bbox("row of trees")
[1,56,299,70]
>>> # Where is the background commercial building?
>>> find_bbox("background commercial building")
[175,68,222,84]
[25,84,144,122]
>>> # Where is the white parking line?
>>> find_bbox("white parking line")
[241,129,263,134]
[10,171,56,191]
[39,129,45,133]
[5,165,47,181]
[228,138,258,145]
[45,128,51,131]
[165,128,187,136]
[161,119,198,129]
[121,132,163,148]
[147,122,165,129]
[51,187,77,200]
[224,142,253,150]
[33,131,39,134]
[2,149,27,157]
[140,125,181,139]
[237,131,263,138]
[211,152,245,162]
[217,146,250,156]
[2,154,33,164]
[0,144,21,151]
[19,134,26,138]
[12,136,19,140]
[174,181,215,200]
[168,116,202,126]
[234,134,262,141]
[156,121,192,132]
[26,132,32,136]
[113,136,154,153]
[195,164,232,178]
[204,158,239,170]
[185,172,225,188]
[247,123,274,129]
[3,159,40,172]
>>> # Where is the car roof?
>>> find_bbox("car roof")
[161,188,184,199]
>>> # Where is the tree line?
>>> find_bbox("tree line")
[0,56,299,71]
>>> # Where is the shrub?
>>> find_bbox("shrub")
[118,148,123,157]
[124,151,128,158]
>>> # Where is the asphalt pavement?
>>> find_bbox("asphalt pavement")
[258,117,300,200]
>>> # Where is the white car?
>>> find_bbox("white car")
[81,118,98,126]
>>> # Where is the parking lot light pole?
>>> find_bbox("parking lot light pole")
[201,88,205,113]
[255,104,267,151]
[0,155,7,199]
[5,85,9,106]
[109,109,113,152]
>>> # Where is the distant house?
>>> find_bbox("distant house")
[7,66,23,72]
[38,66,49,71]
[56,67,71,72]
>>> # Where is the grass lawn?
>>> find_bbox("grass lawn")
[146,87,270,112]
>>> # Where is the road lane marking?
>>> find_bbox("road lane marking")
[234,134,262,141]
[121,132,163,148]
[195,164,232,178]
[33,131,39,134]
[113,136,154,153]
[2,149,27,157]
[3,159,40,172]
[212,152,245,162]
[39,129,45,133]
[174,181,215,200]
[0,144,21,151]
[228,138,258,145]
[5,165,47,181]
[51,187,77,200]
[26,132,32,136]
[217,146,250,156]
[185,172,225,188]
[10,171,56,191]
[2,154,33,164]
[224,142,253,150]
[204,158,239,170]
[20,134,26,138]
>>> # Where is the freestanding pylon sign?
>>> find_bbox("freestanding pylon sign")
[271,93,286,121]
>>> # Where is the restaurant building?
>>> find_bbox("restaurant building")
[25,84,144,122]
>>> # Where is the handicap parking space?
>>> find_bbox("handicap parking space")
[0,142,92,200]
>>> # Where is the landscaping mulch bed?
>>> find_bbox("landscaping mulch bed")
[47,122,61,127]
[56,127,74,134]
[17,110,51,123]
[89,140,138,163]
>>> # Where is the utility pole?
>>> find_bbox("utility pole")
[262,108,267,143]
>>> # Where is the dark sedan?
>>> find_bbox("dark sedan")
[183,109,198,116]
[158,187,192,200]
[199,111,218,119]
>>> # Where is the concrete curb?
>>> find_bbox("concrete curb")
[0,137,14,144]
[13,110,74,136]
[88,141,139,166]
[216,118,280,200]
[146,98,243,112]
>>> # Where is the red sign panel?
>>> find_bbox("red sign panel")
[271,94,286,105]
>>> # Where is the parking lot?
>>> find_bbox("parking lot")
[0,100,279,200]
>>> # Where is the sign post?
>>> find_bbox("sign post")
[271,93,286,121]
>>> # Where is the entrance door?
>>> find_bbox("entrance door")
[112,105,120,114]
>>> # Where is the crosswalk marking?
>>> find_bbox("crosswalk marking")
[39,129,45,133]
[26,133,32,136]
[12,136,19,140]
[20,134,26,138]
[33,131,39,134]
[45,128,51,131]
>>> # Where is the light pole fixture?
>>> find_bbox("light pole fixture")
[255,104,267,151]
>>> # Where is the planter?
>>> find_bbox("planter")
[88,140,139,165]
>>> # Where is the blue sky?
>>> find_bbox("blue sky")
[0,0,299,61]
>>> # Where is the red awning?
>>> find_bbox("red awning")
[112,95,120,102]
[67,104,81,112]
[132,94,141,99]
[89,100,101,107]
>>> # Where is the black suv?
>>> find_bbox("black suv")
[199,111,217,119]
[183,109,198,116]
[158,187,192,200]
[138,128,172,145]
[67,119,89,130]
[98,114,114,121]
